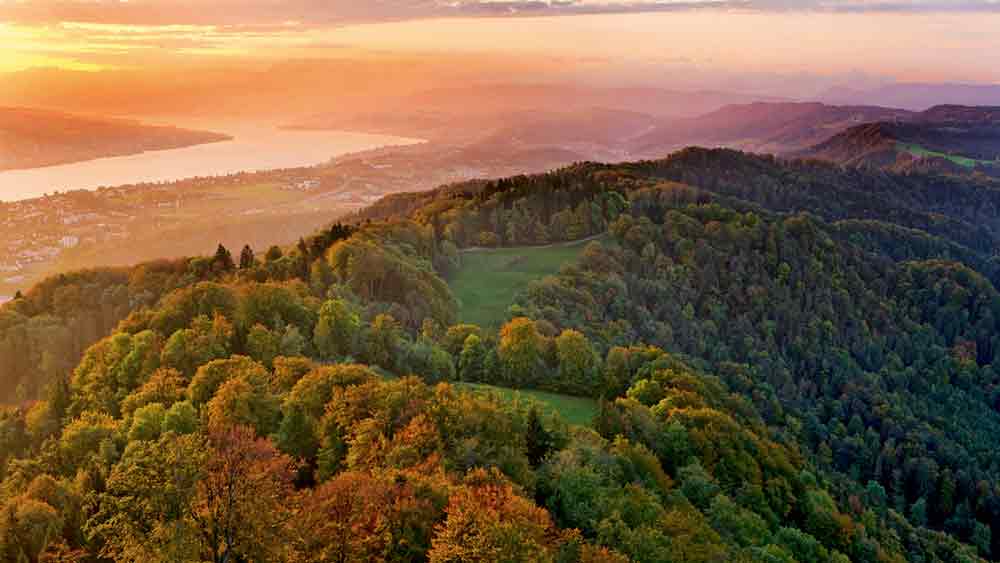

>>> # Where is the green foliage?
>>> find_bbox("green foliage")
[498,317,546,387]
[160,314,232,378]
[458,334,487,382]
[312,298,360,360]
[187,355,269,407]
[7,151,1000,561]
[206,376,280,436]
[161,401,198,435]
[128,403,166,442]
[326,223,457,328]
[71,330,161,417]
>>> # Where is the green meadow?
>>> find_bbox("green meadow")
[457,382,599,427]
[449,237,599,328]
[899,143,983,168]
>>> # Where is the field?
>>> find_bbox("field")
[457,382,598,427]
[899,143,983,168]
[449,237,600,328]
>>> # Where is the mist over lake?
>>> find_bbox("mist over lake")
[0,125,422,201]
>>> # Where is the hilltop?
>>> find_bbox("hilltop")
[798,106,1000,174]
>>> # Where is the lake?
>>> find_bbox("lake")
[0,124,422,201]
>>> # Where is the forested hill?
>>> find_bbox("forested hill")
[355,148,1000,265]
[796,108,1000,176]
[4,148,1000,561]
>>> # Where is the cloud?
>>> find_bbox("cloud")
[1,0,1000,26]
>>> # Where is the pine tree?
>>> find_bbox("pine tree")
[213,244,235,272]
[525,407,553,466]
[239,245,255,269]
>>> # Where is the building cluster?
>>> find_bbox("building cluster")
[0,194,132,283]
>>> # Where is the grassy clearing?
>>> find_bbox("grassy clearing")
[457,382,598,427]
[449,237,600,328]
[899,143,982,168]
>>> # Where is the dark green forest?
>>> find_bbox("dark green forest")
[4,149,1000,561]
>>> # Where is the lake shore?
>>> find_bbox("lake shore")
[0,125,423,202]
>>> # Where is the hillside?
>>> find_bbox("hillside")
[797,122,909,168]
[0,108,231,171]
[627,102,912,158]
[5,150,1000,560]
[799,106,1000,174]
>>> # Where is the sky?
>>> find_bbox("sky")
[1,0,1000,105]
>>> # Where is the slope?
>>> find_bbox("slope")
[4,149,1000,561]
[628,102,912,158]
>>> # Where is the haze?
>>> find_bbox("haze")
[3,2,1000,118]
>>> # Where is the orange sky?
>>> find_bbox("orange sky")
[2,7,1000,100]
[3,10,1000,81]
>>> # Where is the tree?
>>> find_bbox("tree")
[90,428,295,563]
[88,433,206,563]
[422,318,444,343]
[458,334,486,382]
[246,324,281,369]
[429,468,557,563]
[71,330,161,416]
[498,318,546,387]
[121,368,187,416]
[309,260,336,296]
[129,403,166,442]
[195,427,296,563]
[271,356,314,392]
[161,314,233,378]
[971,521,991,557]
[187,355,269,407]
[365,314,400,370]
[443,324,483,356]
[290,471,443,563]
[910,497,928,528]
[0,497,63,563]
[162,401,198,435]
[239,245,255,270]
[555,329,600,393]
[206,377,280,436]
[477,232,500,248]
[59,411,118,474]
[313,299,359,360]
[265,245,283,262]
[279,325,307,358]
[525,407,554,466]
[212,244,235,272]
